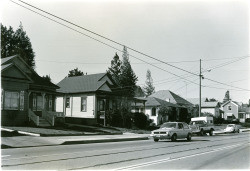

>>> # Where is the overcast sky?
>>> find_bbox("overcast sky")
[1,0,249,103]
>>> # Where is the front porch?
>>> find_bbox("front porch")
[28,91,63,127]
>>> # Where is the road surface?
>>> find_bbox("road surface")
[2,132,250,170]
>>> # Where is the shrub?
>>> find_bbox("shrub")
[214,117,224,124]
[132,112,148,129]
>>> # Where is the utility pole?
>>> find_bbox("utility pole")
[199,59,202,117]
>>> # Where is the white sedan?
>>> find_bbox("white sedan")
[151,122,192,142]
[224,124,240,133]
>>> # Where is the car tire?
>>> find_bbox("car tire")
[171,134,177,142]
[187,133,192,141]
[209,129,213,136]
[237,129,240,133]
[154,138,159,142]
[200,129,204,136]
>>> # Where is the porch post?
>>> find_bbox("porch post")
[42,93,46,110]
[28,92,31,121]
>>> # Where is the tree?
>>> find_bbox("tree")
[134,86,145,97]
[143,69,155,97]
[208,98,217,102]
[68,67,84,77]
[107,53,122,86]
[42,75,52,83]
[1,23,35,69]
[223,90,231,103]
[158,106,173,123]
[120,46,138,97]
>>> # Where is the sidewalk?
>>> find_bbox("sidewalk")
[2,127,249,149]
[1,132,150,149]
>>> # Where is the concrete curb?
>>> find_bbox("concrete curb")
[1,128,40,137]
[1,136,149,149]
[61,137,149,145]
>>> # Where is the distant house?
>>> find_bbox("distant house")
[221,100,242,121]
[139,90,193,125]
[187,98,222,118]
[56,73,145,125]
[239,106,250,123]
[143,97,180,125]
[150,90,193,107]
[1,55,61,126]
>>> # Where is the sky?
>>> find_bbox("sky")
[1,0,249,103]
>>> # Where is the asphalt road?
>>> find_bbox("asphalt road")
[1,132,250,170]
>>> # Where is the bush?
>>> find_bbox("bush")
[214,117,224,124]
[132,112,148,129]
[245,118,250,123]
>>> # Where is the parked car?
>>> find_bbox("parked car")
[189,117,214,136]
[224,124,240,133]
[150,122,192,142]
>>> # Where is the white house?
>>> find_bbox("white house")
[56,73,120,125]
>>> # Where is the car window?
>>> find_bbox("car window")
[160,123,177,129]
[178,123,183,129]
[183,123,189,129]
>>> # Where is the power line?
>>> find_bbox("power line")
[11,0,202,86]
[15,0,200,77]
[11,0,250,92]
[202,55,250,73]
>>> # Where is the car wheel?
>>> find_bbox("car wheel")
[171,134,177,142]
[187,133,192,141]
[209,129,213,136]
[200,129,204,136]
[233,129,235,133]
[154,138,159,142]
[237,129,240,133]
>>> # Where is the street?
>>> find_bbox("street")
[1,132,250,170]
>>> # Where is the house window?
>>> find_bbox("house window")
[81,97,87,112]
[152,107,156,116]
[20,91,24,111]
[49,95,52,110]
[228,105,232,110]
[66,97,70,108]
[112,100,117,110]
[4,91,19,110]
[239,113,244,119]
[33,93,37,111]
[99,100,104,111]
[37,96,43,111]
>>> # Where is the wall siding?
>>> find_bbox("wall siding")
[62,94,95,118]
[1,80,29,126]
[223,102,238,119]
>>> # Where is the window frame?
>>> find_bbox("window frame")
[152,107,156,116]
[81,97,87,112]
[4,91,20,110]
[66,97,70,108]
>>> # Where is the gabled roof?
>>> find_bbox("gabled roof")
[1,55,59,89]
[201,101,220,108]
[239,106,250,113]
[1,55,16,65]
[149,90,192,107]
[186,98,208,105]
[145,97,179,108]
[222,100,240,107]
[57,73,114,93]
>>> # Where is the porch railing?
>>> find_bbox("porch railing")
[48,111,64,118]
[42,110,55,126]
[28,109,39,126]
